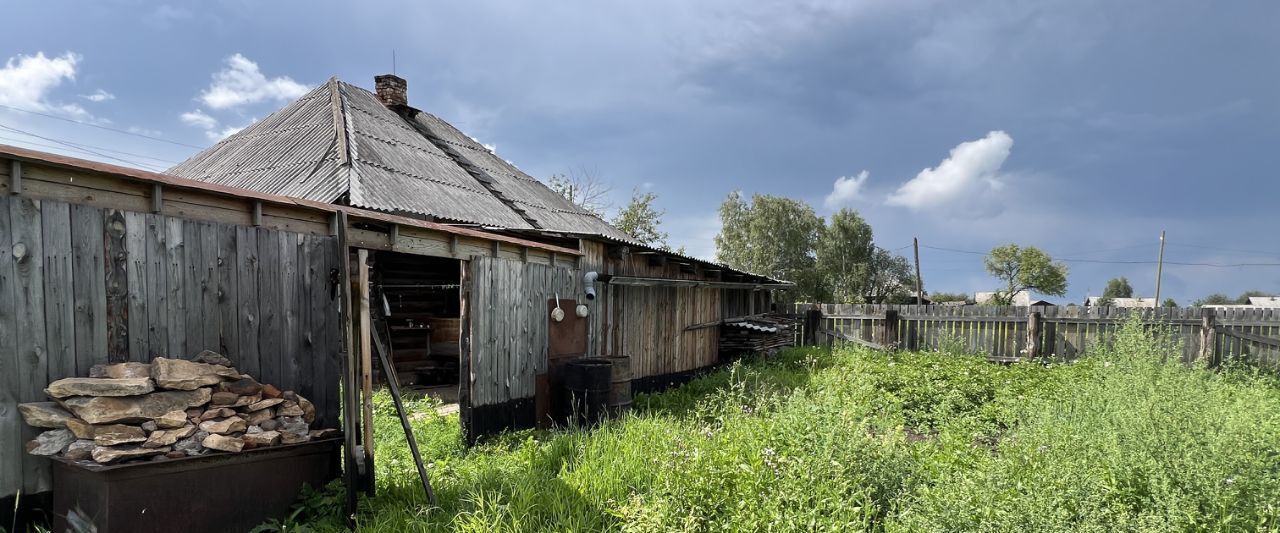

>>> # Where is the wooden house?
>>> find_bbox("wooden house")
[0,73,788,499]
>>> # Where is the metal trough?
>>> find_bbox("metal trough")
[51,439,341,533]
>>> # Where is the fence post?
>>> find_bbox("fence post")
[882,309,899,349]
[1026,311,1042,360]
[1200,309,1216,366]
[804,308,822,346]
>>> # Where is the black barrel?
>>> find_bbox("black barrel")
[561,358,613,427]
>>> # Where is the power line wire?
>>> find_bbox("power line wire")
[0,132,181,165]
[0,103,204,149]
[0,122,163,171]
[919,244,1280,268]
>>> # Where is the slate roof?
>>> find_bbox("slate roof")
[169,78,629,239]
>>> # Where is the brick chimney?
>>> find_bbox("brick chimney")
[374,74,407,107]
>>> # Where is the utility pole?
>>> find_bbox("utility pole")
[1154,230,1166,305]
[913,237,923,305]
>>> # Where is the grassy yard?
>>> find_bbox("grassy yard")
[275,320,1280,532]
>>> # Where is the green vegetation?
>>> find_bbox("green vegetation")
[612,190,671,250]
[276,321,1280,532]
[984,243,1069,305]
[1103,276,1135,299]
[715,194,913,304]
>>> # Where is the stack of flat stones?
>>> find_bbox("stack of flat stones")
[19,351,339,465]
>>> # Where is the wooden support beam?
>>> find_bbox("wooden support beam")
[150,183,162,213]
[1026,311,1042,359]
[251,201,263,227]
[549,251,557,266]
[356,248,375,495]
[1200,310,1216,366]
[521,246,529,262]
[389,223,399,248]
[450,235,459,257]
[335,211,359,527]
[9,160,21,195]
[492,240,500,257]
[880,309,899,349]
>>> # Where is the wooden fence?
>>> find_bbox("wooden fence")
[779,304,1280,364]
[0,195,341,498]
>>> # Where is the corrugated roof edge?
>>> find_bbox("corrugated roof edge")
[551,230,792,286]
[0,143,581,256]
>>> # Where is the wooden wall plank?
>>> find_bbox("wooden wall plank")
[235,226,261,378]
[197,222,219,354]
[71,203,107,372]
[103,209,129,362]
[145,214,170,358]
[297,234,317,412]
[256,227,282,386]
[215,224,238,358]
[163,216,186,358]
[42,201,76,379]
[0,196,19,498]
[10,197,51,492]
[124,211,149,362]
[280,231,301,392]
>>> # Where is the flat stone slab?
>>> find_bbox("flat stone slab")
[26,429,76,456]
[89,362,152,379]
[62,388,212,425]
[93,424,147,446]
[46,377,154,398]
[151,357,239,391]
[92,445,170,464]
[18,402,76,428]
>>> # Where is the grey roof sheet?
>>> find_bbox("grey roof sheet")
[169,78,622,234]
[405,110,628,239]
[168,84,347,202]
[336,82,532,228]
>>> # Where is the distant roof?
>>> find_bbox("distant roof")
[1084,296,1157,308]
[169,78,630,240]
[974,291,1031,306]
[1248,296,1280,307]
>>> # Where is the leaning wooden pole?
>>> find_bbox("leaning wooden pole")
[371,318,437,506]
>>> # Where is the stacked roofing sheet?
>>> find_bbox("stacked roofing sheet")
[168,78,628,238]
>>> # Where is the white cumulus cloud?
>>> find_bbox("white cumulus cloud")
[824,170,869,209]
[199,54,309,110]
[886,130,1012,212]
[0,51,88,117]
[82,89,114,102]
[180,109,218,129]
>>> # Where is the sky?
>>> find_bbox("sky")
[0,0,1277,304]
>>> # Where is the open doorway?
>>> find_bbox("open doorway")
[369,251,462,407]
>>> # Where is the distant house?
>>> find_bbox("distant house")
[975,291,1032,306]
[1249,296,1280,307]
[1202,296,1280,310]
[1084,296,1156,308]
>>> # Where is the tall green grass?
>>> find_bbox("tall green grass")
[274,319,1280,532]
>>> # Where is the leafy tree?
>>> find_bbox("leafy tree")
[1102,277,1134,299]
[983,244,1068,305]
[714,192,826,302]
[1192,293,1232,307]
[612,190,668,248]
[547,170,611,217]
[929,291,970,303]
[815,209,874,304]
[864,247,915,304]
[1096,296,1115,307]
[1162,298,1178,307]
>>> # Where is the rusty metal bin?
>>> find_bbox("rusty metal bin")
[52,438,341,533]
